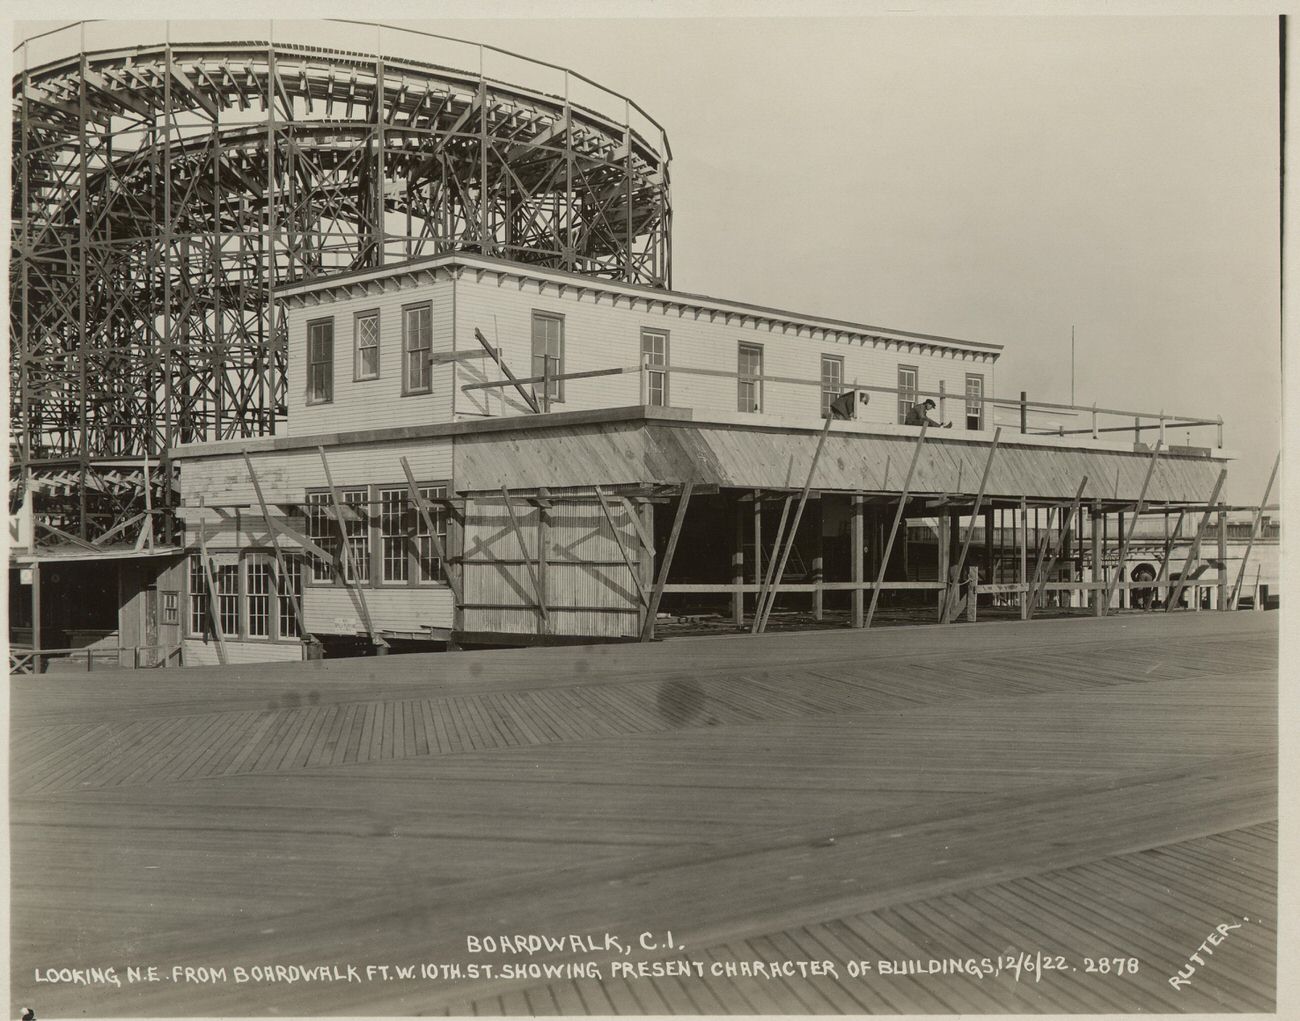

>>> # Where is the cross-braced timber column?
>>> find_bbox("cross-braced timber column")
[11,22,672,547]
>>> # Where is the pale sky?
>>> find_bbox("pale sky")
[12,10,1284,501]
[409,14,1281,503]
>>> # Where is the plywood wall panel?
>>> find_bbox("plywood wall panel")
[459,496,640,638]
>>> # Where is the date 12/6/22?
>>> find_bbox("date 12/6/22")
[999,953,1140,982]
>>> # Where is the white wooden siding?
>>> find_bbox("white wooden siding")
[181,439,453,504]
[184,638,304,667]
[452,270,997,431]
[304,587,454,635]
[285,274,455,436]
[280,259,997,434]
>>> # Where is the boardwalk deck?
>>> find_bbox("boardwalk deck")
[9,612,1278,1016]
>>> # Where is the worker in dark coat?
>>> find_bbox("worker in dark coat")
[828,390,869,420]
[905,398,951,428]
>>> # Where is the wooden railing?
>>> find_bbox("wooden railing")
[462,359,1224,448]
[661,573,1230,619]
[9,643,184,675]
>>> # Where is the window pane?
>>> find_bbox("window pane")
[641,329,667,364]
[820,355,844,417]
[965,373,984,430]
[898,366,918,423]
[308,321,333,402]
[404,306,432,392]
[306,492,336,583]
[342,489,370,584]
[531,314,564,402]
[217,564,240,636]
[417,486,448,582]
[189,555,209,634]
[356,313,379,379]
[380,488,410,583]
[642,329,668,407]
[277,557,302,639]
[738,344,762,412]
[247,557,271,637]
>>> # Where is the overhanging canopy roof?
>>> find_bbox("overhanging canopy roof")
[455,416,1226,504]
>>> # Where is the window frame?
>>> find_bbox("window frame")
[276,556,304,640]
[401,302,434,396]
[215,562,240,638]
[414,484,450,585]
[245,554,273,639]
[965,372,986,431]
[161,590,179,627]
[820,353,845,419]
[339,488,371,585]
[897,364,919,424]
[354,309,381,382]
[304,482,452,590]
[640,327,670,407]
[737,342,764,413]
[378,487,413,586]
[184,552,303,643]
[305,491,337,585]
[306,317,334,406]
[531,310,566,405]
[188,555,209,636]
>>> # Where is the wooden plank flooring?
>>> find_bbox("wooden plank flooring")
[9,611,1277,1016]
[449,823,1276,1016]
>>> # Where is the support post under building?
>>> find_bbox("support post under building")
[851,494,865,629]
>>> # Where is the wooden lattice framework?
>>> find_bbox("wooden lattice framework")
[11,21,672,546]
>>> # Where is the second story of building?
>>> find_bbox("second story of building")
[276,252,1003,438]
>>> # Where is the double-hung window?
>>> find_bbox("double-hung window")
[897,365,919,424]
[277,557,303,638]
[641,328,669,407]
[216,564,240,636]
[305,483,449,588]
[738,343,763,412]
[246,556,272,638]
[307,319,334,404]
[305,490,369,584]
[532,312,564,405]
[377,485,447,584]
[341,489,370,584]
[965,373,985,431]
[820,354,845,418]
[355,310,380,381]
[379,488,411,584]
[306,492,336,583]
[416,486,448,583]
[186,553,301,642]
[189,555,209,634]
[403,304,433,394]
